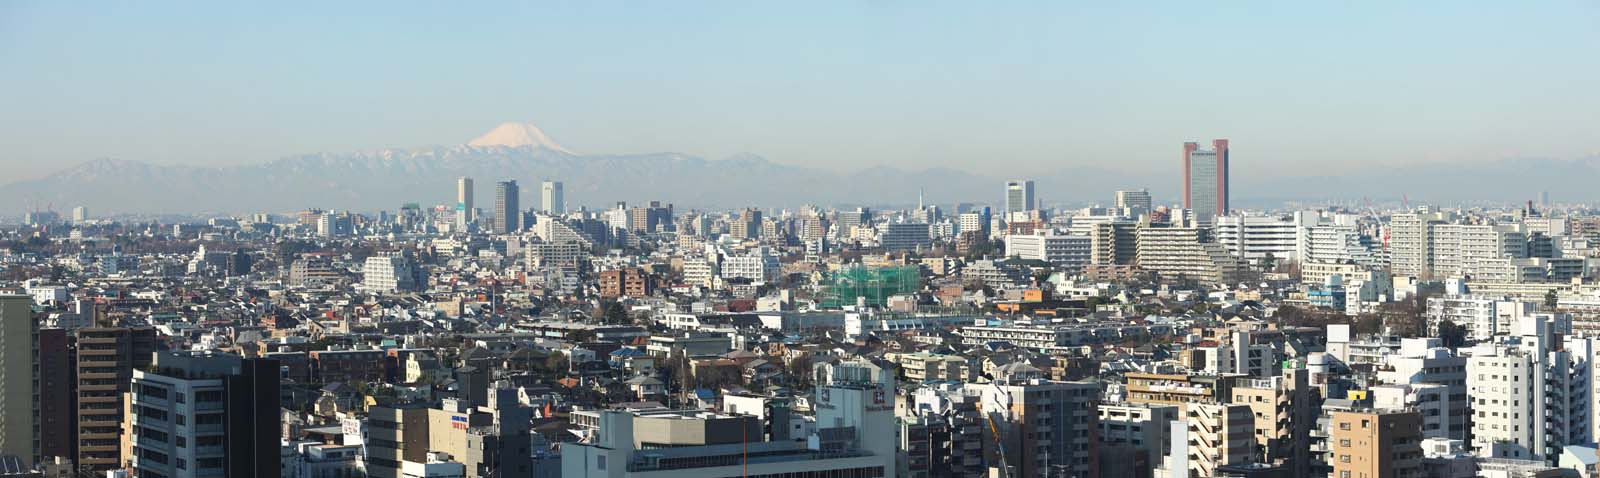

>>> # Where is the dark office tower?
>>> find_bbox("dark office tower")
[126,351,281,478]
[74,326,156,473]
[0,295,33,463]
[1182,139,1230,225]
[36,328,75,464]
[227,356,283,477]
[494,180,521,233]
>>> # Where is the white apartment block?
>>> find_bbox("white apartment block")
[1466,317,1592,462]
[363,254,419,292]
[1426,296,1539,341]
[1136,227,1239,285]
[1389,210,1455,278]
[1215,215,1300,263]
[1374,338,1468,440]
[1004,231,1091,272]
[1432,224,1528,279]
[720,249,780,282]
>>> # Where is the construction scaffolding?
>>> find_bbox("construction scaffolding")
[820,265,921,308]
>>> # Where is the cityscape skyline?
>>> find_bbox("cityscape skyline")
[10,3,1600,478]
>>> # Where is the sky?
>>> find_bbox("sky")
[2,1,1598,183]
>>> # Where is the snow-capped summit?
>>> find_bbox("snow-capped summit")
[467,122,573,154]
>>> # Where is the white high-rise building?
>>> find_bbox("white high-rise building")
[457,176,474,222]
[1431,224,1528,279]
[541,180,565,214]
[71,206,89,225]
[1389,210,1455,278]
[1467,315,1591,462]
[1005,180,1035,214]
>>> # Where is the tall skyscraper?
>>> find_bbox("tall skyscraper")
[1005,180,1035,214]
[0,295,34,464]
[494,180,520,233]
[1182,139,1229,225]
[457,176,474,222]
[542,180,565,214]
[71,206,89,225]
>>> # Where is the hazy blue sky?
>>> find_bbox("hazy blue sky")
[2,1,1597,182]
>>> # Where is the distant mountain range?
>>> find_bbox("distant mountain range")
[2,123,1595,215]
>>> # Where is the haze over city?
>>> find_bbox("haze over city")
[3,1,1598,189]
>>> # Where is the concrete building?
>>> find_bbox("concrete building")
[1300,223,1380,268]
[1136,226,1239,285]
[1097,403,1178,478]
[0,295,32,464]
[968,370,1098,478]
[719,249,779,282]
[599,268,653,299]
[885,352,970,383]
[813,360,898,478]
[1155,403,1252,478]
[125,351,281,478]
[562,408,887,478]
[1425,296,1540,341]
[36,327,73,464]
[457,178,473,222]
[493,180,520,234]
[1114,189,1153,216]
[1432,224,1528,279]
[1466,315,1589,462]
[1328,409,1424,478]
[424,391,535,478]
[904,384,985,478]
[1215,215,1299,264]
[1181,139,1229,225]
[1229,374,1315,476]
[364,252,423,293]
[1003,231,1091,272]
[76,326,157,473]
[1005,180,1035,215]
[542,180,565,214]
[881,222,933,252]
[1388,210,1455,278]
[1375,338,1469,440]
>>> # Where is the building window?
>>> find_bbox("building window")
[597,456,607,470]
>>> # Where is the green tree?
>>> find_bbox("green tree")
[602,302,630,324]
[1437,319,1468,349]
